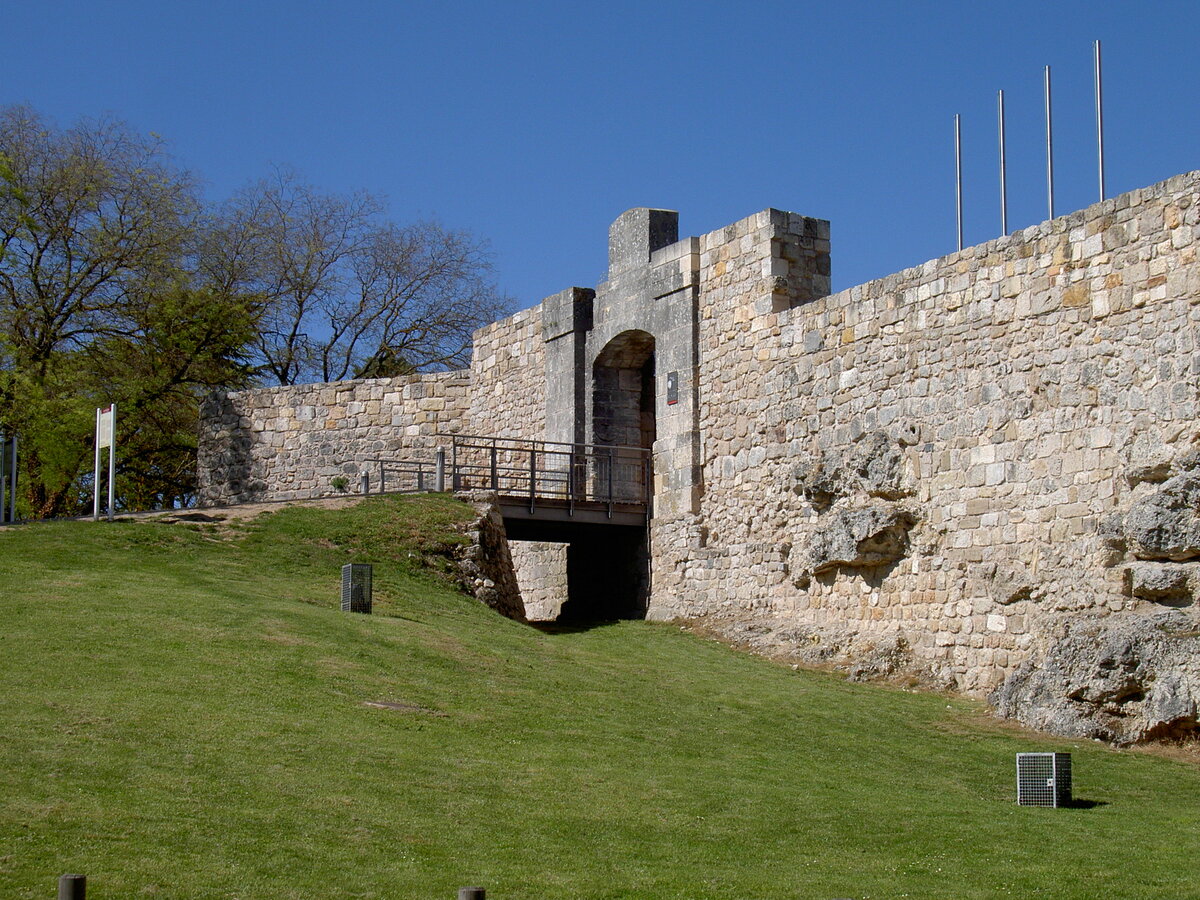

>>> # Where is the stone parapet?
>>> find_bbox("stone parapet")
[198,371,470,505]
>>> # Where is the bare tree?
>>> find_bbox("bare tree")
[214,171,508,385]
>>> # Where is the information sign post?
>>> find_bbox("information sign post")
[94,404,116,522]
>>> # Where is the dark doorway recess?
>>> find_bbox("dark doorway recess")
[549,328,656,622]
[592,330,656,452]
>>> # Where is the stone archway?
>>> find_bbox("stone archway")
[542,329,656,622]
[592,329,656,453]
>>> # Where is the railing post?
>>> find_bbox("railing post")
[379,460,386,494]
[529,445,537,513]
[417,462,425,492]
[645,452,653,522]
[567,449,575,516]
[436,446,446,492]
[451,440,460,491]
[490,443,498,491]
[607,447,614,518]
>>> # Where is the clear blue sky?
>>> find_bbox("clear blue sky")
[6,0,1198,309]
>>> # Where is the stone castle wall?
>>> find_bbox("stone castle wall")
[467,305,547,441]
[198,171,1200,742]
[198,305,546,506]
[653,172,1200,729]
[198,372,471,504]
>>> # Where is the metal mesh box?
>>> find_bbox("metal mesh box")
[1017,752,1072,807]
[341,563,373,614]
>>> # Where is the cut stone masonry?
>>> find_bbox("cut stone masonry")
[199,170,1200,744]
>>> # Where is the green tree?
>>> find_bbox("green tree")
[0,104,508,516]
[0,106,256,516]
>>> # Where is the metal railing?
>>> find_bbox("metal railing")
[447,434,652,519]
[363,451,446,495]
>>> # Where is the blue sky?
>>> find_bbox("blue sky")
[6,1,1198,309]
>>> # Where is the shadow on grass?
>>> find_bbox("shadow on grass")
[529,619,625,635]
[1066,798,1108,809]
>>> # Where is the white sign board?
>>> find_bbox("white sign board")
[97,406,114,449]
[94,404,116,521]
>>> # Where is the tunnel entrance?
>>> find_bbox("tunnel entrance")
[561,329,657,621]
[505,521,648,624]
[467,328,658,624]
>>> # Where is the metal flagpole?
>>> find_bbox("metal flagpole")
[94,407,102,521]
[1045,65,1055,220]
[1095,39,1106,201]
[107,403,116,522]
[998,90,1008,235]
[955,114,963,251]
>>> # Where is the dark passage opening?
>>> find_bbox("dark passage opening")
[504,519,648,624]
[562,526,648,622]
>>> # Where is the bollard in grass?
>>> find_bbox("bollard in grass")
[458,888,485,900]
[58,874,86,899]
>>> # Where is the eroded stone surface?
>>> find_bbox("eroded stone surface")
[456,492,526,623]
[1123,471,1200,561]
[1128,561,1194,604]
[991,610,1200,744]
[791,503,917,579]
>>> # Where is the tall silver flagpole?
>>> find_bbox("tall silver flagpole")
[1095,39,1106,201]
[1045,65,1055,219]
[998,90,1008,235]
[955,114,963,251]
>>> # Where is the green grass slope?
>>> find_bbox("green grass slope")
[1,495,1197,899]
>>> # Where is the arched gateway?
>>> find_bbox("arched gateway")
[512,208,706,622]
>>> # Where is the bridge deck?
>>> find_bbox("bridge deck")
[367,434,653,528]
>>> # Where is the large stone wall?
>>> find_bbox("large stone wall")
[467,305,546,441]
[650,171,1200,741]
[197,171,1200,742]
[198,372,471,504]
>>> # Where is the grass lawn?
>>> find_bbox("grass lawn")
[1,494,1197,899]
